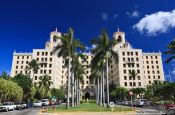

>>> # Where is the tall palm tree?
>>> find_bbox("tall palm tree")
[74,58,85,105]
[53,28,84,109]
[38,75,53,91]
[164,39,175,63]
[0,71,10,80]
[26,59,40,82]
[91,59,105,106]
[129,70,138,88]
[91,30,118,108]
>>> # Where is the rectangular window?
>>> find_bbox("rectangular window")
[135,52,138,56]
[124,76,127,80]
[44,70,46,74]
[124,70,126,74]
[158,76,160,79]
[137,70,140,74]
[49,64,52,68]
[35,76,37,80]
[127,52,130,55]
[130,82,132,86]
[157,70,160,74]
[124,82,127,86]
[122,52,125,56]
[49,70,51,74]
[45,52,48,56]
[138,82,141,86]
[40,70,43,74]
[133,82,136,86]
[138,76,140,80]
[37,52,40,56]
[136,58,139,61]
[42,52,44,56]
[17,61,19,64]
[123,64,126,68]
[147,66,149,69]
[50,58,52,61]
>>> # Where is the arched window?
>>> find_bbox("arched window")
[117,35,122,42]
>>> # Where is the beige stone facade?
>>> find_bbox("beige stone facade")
[10,29,165,96]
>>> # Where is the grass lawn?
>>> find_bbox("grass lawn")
[47,103,133,113]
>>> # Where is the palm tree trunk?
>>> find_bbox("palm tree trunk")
[74,79,77,106]
[67,57,71,109]
[100,77,102,106]
[102,68,105,107]
[76,79,79,105]
[106,56,110,108]
[71,72,75,107]
[78,79,80,105]
[97,78,100,105]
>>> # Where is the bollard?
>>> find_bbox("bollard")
[53,106,56,112]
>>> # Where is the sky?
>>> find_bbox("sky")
[0,0,175,81]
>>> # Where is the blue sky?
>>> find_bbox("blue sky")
[0,0,175,81]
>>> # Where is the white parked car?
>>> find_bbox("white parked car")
[137,99,147,106]
[15,102,27,109]
[0,102,16,111]
[33,101,42,107]
[41,99,49,106]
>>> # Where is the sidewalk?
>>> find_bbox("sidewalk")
[39,112,136,115]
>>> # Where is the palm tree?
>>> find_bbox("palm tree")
[74,57,85,105]
[129,70,138,88]
[53,28,84,109]
[0,71,10,80]
[91,30,118,108]
[91,59,105,106]
[38,75,53,91]
[164,39,175,63]
[26,59,40,82]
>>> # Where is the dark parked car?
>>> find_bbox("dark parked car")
[162,108,175,115]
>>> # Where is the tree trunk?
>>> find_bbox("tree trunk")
[106,56,110,108]
[102,68,105,107]
[78,79,80,105]
[97,78,100,105]
[67,57,71,109]
[74,79,77,106]
[100,77,102,106]
[72,72,75,107]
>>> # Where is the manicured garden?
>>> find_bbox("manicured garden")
[47,103,133,113]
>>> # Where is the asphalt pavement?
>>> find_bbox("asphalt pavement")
[0,108,39,115]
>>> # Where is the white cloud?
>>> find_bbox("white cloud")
[133,10,175,36]
[91,44,96,49]
[85,46,90,50]
[171,69,175,75]
[126,10,139,18]
[101,13,108,21]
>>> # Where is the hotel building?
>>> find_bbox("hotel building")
[10,29,165,98]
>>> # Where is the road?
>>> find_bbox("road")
[0,107,40,115]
